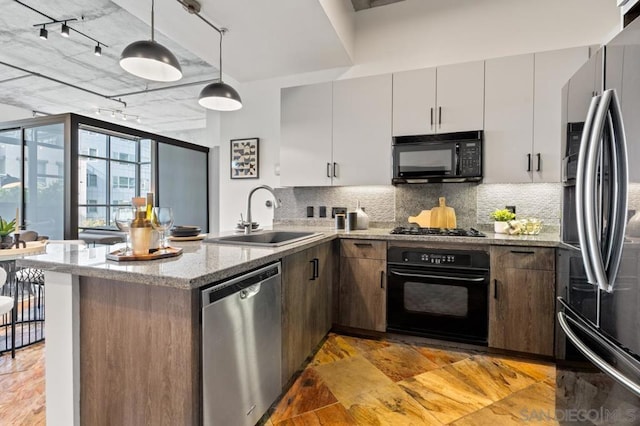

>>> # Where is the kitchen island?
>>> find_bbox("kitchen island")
[17,227,561,425]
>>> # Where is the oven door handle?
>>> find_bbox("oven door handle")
[389,270,486,282]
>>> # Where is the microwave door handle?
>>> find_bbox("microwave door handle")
[455,143,461,175]
[585,90,613,292]
[604,89,629,293]
[576,95,601,287]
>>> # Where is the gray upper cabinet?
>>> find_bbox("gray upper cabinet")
[484,47,589,183]
[533,47,590,182]
[332,74,392,186]
[484,54,535,184]
[280,82,333,187]
[392,68,436,136]
[280,76,392,187]
[392,61,484,136]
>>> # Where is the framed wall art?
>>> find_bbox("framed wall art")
[230,138,259,179]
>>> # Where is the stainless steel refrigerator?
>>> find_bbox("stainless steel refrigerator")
[558,16,640,424]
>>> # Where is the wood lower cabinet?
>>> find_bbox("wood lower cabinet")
[338,240,387,332]
[281,241,333,384]
[489,246,556,356]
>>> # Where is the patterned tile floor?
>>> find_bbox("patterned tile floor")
[267,333,557,425]
[0,335,556,425]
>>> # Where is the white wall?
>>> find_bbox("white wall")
[214,0,621,231]
[0,103,32,122]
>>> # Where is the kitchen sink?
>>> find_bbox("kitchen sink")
[204,231,322,247]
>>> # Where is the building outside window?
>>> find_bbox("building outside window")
[78,128,152,228]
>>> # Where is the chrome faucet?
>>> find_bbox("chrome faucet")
[243,185,281,234]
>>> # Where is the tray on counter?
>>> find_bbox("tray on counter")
[106,246,183,262]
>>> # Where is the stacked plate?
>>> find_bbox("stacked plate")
[169,226,203,241]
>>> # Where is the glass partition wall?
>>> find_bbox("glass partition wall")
[0,113,209,239]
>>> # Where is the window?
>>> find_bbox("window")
[37,160,47,175]
[78,128,152,228]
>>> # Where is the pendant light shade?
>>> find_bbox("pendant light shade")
[198,82,242,111]
[119,0,182,82]
[198,28,242,111]
[120,40,182,82]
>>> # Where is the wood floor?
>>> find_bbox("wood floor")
[0,334,556,425]
[266,333,557,425]
[0,342,45,425]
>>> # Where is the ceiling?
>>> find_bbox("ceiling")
[0,0,357,133]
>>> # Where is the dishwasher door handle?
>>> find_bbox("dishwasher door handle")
[240,283,261,300]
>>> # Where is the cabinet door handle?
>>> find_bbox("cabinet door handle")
[354,242,373,247]
[438,106,442,127]
[536,153,541,172]
[380,270,385,289]
[430,107,434,128]
[527,153,532,172]
[333,162,338,178]
[327,162,331,178]
[494,279,498,299]
[309,260,316,281]
[510,250,535,255]
[314,258,319,279]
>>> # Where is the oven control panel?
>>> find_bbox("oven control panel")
[406,253,458,265]
[388,247,490,270]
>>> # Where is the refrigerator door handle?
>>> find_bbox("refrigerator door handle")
[558,310,640,397]
[603,89,629,293]
[584,90,613,291]
[576,95,601,286]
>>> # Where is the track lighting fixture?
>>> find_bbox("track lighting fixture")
[120,0,182,82]
[61,22,70,37]
[96,108,141,123]
[25,3,107,57]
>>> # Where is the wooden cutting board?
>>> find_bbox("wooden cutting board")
[430,197,457,228]
[408,210,431,227]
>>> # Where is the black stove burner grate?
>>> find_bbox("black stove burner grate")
[390,226,486,237]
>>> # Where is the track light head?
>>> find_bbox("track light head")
[39,27,48,40]
[94,44,102,56]
[61,22,70,37]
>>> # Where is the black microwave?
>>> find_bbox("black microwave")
[392,131,483,184]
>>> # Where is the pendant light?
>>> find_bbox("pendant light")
[198,29,242,111]
[120,0,182,82]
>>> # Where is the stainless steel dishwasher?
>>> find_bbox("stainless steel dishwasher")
[202,262,282,426]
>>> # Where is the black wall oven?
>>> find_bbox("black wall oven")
[387,246,490,345]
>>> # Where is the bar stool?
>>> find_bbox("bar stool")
[0,268,14,358]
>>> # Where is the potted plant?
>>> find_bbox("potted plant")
[0,217,16,249]
[490,209,516,234]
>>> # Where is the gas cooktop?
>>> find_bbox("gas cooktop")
[390,226,486,237]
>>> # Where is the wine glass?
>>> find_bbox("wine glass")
[151,207,174,251]
[114,207,135,254]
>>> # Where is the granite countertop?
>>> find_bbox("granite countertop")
[16,226,562,290]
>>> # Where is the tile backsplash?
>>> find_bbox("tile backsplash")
[274,183,562,233]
